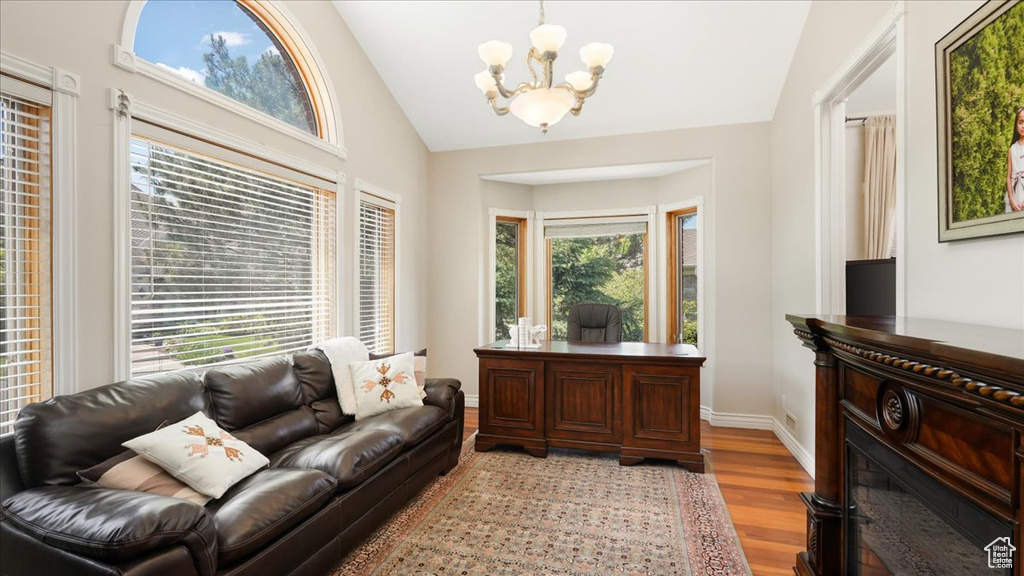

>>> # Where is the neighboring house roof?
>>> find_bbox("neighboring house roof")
[682,228,697,266]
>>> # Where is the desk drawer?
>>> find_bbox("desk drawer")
[545,361,621,444]
[623,364,699,452]
[479,357,545,439]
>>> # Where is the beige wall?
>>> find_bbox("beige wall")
[770,0,1024,459]
[531,177,661,212]
[0,0,430,390]
[429,124,774,419]
[770,0,892,454]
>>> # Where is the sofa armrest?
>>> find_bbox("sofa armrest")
[423,378,462,419]
[1,486,217,576]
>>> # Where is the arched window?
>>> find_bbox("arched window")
[133,0,319,135]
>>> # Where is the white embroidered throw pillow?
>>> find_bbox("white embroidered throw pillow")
[123,412,269,499]
[348,352,423,420]
[370,349,427,399]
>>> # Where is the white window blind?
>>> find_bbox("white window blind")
[357,196,395,354]
[544,218,648,239]
[130,134,336,376]
[1,83,52,433]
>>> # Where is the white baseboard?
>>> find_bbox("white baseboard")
[464,394,479,408]
[772,417,815,478]
[699,405,773,430]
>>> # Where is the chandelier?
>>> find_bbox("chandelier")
[473,0,613,134]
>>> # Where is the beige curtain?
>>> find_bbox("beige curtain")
[862,115,897,259]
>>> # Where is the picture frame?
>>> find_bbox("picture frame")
[935,0,1023,242]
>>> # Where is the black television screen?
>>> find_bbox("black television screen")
[846,259,896,316]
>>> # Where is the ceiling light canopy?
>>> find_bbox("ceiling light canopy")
[474,0,613,134]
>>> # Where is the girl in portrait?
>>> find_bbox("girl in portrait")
[1007,105,1024,213]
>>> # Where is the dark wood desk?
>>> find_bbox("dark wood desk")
[473,340,707,471]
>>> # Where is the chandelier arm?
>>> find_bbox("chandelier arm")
[488,96,511,116]
[542,55,554,89]
[556,72,603,100]
[491,75,535,100]
[569,96,585,116]
[525,47,541,87]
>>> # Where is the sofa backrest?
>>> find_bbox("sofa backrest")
[13,371,209,488]
[203,356,319,455]
[291,349,353,434]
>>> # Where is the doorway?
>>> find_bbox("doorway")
[813,8,907,316]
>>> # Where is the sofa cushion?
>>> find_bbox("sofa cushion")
[308,398,349,434]
[204,357,304,431]
[230,407,319,457]
[1,485,217,576]
[336,405,447,447]
[205,468,335,566]
[270,430,403,490]
[292,350,353,433]
[13,372,208,487]
[291,349,334,402]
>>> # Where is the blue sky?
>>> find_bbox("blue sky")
[134,1,278,84]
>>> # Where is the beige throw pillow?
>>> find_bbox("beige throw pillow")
[123,412,269,499]
[78,451,211,506]
[348,352,423,420]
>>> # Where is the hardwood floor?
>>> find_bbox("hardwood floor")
[462,407,811,576]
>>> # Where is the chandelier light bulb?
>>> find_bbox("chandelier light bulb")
[565,71,592,92]
[529,24,567,53]
[474,71,499,94]
[478,41,513,67]
[580,42,614,69]
[509,88,576,131]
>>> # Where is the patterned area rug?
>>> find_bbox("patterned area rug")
[333,435,751,576]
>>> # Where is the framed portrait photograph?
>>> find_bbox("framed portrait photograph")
[936,0,1024,241]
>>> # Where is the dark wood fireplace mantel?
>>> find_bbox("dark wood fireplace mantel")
[787,315,1023,576]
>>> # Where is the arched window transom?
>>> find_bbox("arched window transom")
[134,0,318,135]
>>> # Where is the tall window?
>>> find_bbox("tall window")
[134,0,317,134]
[1,79,52,432]
[494,217,526,339]
[667,208,699,345]
[129,129,335,376]
[546,219,648,342]
[357,194,397,354]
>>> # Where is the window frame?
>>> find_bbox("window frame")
[111,94,344,380]
[666,206,699,345]
[487,208,533,342]
[659,197,704,351]
[1,53,79,398]
[114,0,345,159]
[539,209,655,343]
[353,180,401,355]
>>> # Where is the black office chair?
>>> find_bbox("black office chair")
[567,303,622,342]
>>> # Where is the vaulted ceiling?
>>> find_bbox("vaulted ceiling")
[333,1,811,152]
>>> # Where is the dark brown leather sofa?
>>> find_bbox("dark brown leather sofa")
[0,351,464,576]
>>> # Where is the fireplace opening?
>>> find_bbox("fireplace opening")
[845,424,1013,576]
